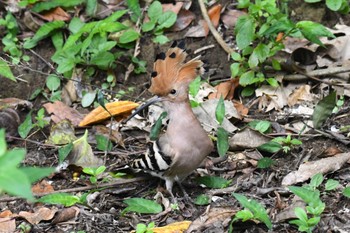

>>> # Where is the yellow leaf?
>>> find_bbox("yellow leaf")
[79,101,139,127]
[130,221,192,233]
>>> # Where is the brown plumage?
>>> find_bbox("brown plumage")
[130,41,213,200]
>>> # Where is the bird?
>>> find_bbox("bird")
[127,41,214,199]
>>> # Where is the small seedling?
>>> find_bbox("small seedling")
[18,108,50,138]
[272,135,302,153]
[83,166,106,184]
[136,222,155,233]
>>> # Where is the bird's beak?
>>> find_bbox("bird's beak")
[123,96,162,123]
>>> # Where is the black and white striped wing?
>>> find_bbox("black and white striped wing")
[131,140,173,174]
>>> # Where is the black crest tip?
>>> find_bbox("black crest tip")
[151,71,158,78]
[170,41,177,48]
[177,40,186,50]
[155,52,166,61]
[169,52,176,58]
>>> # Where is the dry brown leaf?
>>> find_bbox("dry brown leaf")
[229,127,270,150]
[162,2,183,14]
[39,7,70,21]
[208,79,239,100]
[52,207,80,224]
[0,97,32,110]
[323,147,343,157]
[282,152,350,186]
[44,101,84,127]
[171,9,195,32]
[185,4,221,37]
[222,9,246,27]
[0,217,15,233]
[256,85,291,112]
[188,207,235,232]
[93,125,124,147]
[131,221,191,233]
[19,207,57,225]
[233,100,249,116]
[287,85,313,106]
[79,101,139,127]
[32,180,54,195]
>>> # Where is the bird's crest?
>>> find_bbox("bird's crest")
[149,41,204,96]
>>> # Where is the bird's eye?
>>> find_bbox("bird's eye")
[170,89,177,95]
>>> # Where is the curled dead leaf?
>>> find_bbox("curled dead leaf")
[79,101,139,127]
[131,220,191,233]
[19,207,57,225]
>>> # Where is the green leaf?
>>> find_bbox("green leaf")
[310,173,323,189]
[343,187,350,198]
[271,59,281,70]
[294,207,308,223]
[257,157,275,169]
[325,179,339,191]
[85,0,97,16]
[235,209,254,222]
[127,0,141,22]
[156,11,177,29]
[141,21,156,32]
[288,186,320,205]
[215,96,225,125]
[119,30,140,44]
[46,74,61,91]
[196,175,231,189]
[249,43,269,68]
[231,52,242,61]
[68,17,85,34]
[296,21,335,46]
[0,129,6,157]
[248,120,271,133]
[20,167,54,183]
[189,76,201,97]
[58,143,73,163]
[241,86,255,97]
[37,193,81,207]
[304,0,321,2]
[326,0,343,11]
[217,127,229,157]
[266,77,279,87]
[23,21,65,49]
[230,63,241,77]
[0,148,35,201]
[150,112,167,140]
[148,1,162,21]
[232,193,272,229]
[32,0,85,12]
[95,134,112,151]
[152,35,170,44]
[122,198,162,214]
[258,141,282,153]
[18,111,33,138]
[239,71,255,86]
[235,15,255,50]
[81,91,96,107]
[0,59,16,81]
[194,194,211,205]
[312,91,337,129]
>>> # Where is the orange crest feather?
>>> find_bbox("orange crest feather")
[149,42,203,96]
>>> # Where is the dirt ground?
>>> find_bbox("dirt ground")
[1,0,350,232]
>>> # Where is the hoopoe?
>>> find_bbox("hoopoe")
[127,41,214,199]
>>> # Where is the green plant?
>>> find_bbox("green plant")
[230,193,272,231]
[215,96,229,157]
[232,0,334,96]
[18,108,50,138]
[0,129,54,201]
[258,134,302,154]
[141,1,177,44]
[136,222,155,233]
[82,166,107,184]
[288,173,329,232]
[304,0,349,13]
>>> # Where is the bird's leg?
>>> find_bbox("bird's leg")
[165,179,176,203]
[176,181,192,203]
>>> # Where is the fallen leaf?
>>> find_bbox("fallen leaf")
[282,152,350,186]
[39,7,70,21]
[19,207,57,225]
[208,79,239,100]
[46,120,77,145]
[79,101,139,127]
[0,97,32,110]
[185,4,222,37]
[188,207,235,232]
[229,127,270,150]
[131,220,191,233]
[0,217,15,233]
[170,9,195,32]
[44,101,84,127]
[162,2,183,14]
[67,130,103,167]
[221,9,246,27]
[287,85,314,106]
[52,207,80,224]
[32,180,55,195]
[255,85,291,112]
[233,100,249,116]
[93,125,124,148]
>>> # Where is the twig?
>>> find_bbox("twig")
[194,44,215,54]
[197,0,234,54]
[0,177,146,203]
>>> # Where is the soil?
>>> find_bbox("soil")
[1,0,350,233]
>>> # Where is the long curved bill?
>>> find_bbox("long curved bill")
[123,96,162,123]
